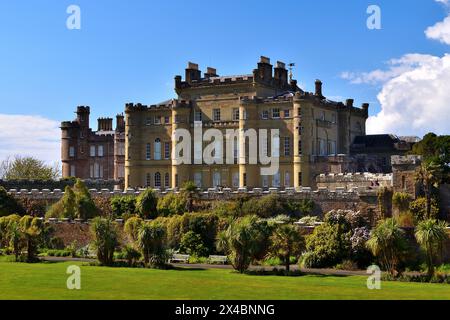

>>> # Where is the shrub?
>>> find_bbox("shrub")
[304,223,351,268]
[136,189,158,219]
[157,193,187,217]
[366,218,408,275]
[123,216,143,243]
[216,216,269,273]
[46,180,98,220]
[121,245,141,267]
[90,218,119,266]
[269,224,305,271]
[110,196,136,218]
[409,197,439,222]
[0,187,24,217]
[392,192,412,215]
[137,221,168,268]
[179,231,208,257]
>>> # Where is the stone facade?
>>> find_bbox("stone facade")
[125,57,369,190]
[391,155,422,198]
[61,107,125,184]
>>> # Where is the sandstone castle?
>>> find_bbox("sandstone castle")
[61,56,413,190]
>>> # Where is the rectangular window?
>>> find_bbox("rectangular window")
[331,113,336,123]
[272,108,280,119]
[321,111,326,121]
[90,164,94,178]
[232,108,240,121]
[146,173,151,187]
[90,146,96,157]
[284,110,290,118]
[232,172,239,188]
[319,139,326,156]
[243,173,247,187]
[328,141,336,155]
[194,111,202,122]
[194,172,202,188]
[175,115,181,123]
[154,116,161,125]
[70,165,76,177]
[164,142,170,160]
[213,109,221,122]
[285,172,291,187]
[262,175,269,188]
[69,146,75,158]
[298,140,302,156]
[165,173,170,188]
[146,143,151,160]
[164,116,170,124]
[146,118,152,126]
[98,145,104,157]
[284,137,291,156]
[262,110,269,120]
[273,172,281,187]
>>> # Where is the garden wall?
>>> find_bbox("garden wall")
[8,187,382,222]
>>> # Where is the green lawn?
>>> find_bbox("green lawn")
[1,260,450,300]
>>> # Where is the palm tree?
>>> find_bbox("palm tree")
[7,222,23,261]
[366,218,407,276]
[415,162,442,219]
[415,219,449,277]
[216,216,266,273]
[269,224,304,272]
[137,222,167,268]
[90,218,118,266]
[182,181,199,213]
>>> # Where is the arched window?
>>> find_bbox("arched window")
[146,173,151,187]
[164,173,170,188]
[154,172,161,188]
[154,139,162,160]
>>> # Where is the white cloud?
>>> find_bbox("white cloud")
[0,114,60,165]
[341,3,450,137]
[425,15,450,45]
[366,54,450,136]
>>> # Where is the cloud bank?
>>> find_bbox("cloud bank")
[342,1,450,136]
[0,114,60,164]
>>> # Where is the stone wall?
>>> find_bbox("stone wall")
[8,186,382,222]
[316,172,392,191]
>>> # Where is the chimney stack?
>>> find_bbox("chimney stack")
[315,80,323,98]
[185,62,201,84]
[345,99,354,107]
[274,61,288,88]
[204,67,218,78]
[256,56,273,83]
[98,118,113,132]
[116,114,125,131]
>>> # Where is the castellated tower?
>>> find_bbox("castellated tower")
[60,106,125,183]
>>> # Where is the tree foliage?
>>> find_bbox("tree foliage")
[0,156,60,180]
[269,224,304,272]
[136,189,158,219]
[90,218,118,266]
[415,219,449,277]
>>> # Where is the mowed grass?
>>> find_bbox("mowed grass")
[1,260,450,300]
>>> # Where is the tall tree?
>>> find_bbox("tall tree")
[0,156,60,180]
[415,162,443,219]
[415,219,449,277]
[366,218,407,276]
[181,181,199,213]
[269,224,304,272]
[137,221,167,268]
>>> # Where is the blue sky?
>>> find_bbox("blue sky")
[0,0,449,162]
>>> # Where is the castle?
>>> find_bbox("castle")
[61,56,413,190]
